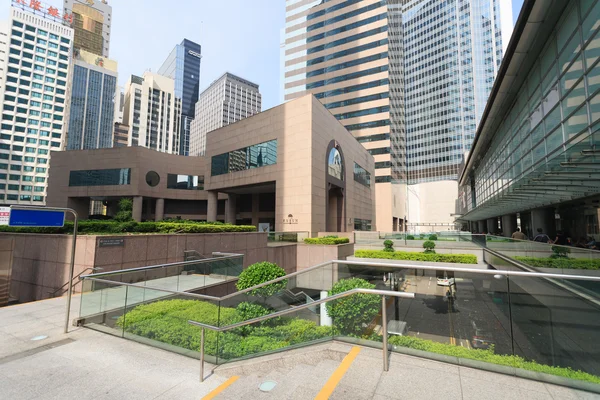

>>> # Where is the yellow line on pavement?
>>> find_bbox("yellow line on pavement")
[202,376,239,400]
[315,346,361,400]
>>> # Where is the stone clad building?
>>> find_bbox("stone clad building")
[47,95,377,234]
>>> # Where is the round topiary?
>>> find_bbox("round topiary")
[326,278,380,337]
[428,234,438,241]
[236,262,288,298]
[406,235,415,240]
[383,239,394,252]
[423,240,436,253]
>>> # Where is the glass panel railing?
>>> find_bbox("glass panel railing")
[267,231,309,244]
[354,232,484,251]
[78,279,128,338]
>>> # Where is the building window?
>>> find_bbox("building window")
[167,174,204,190]
[211,139,277,176]
[353,163,370,187]
[328,147,344,180]
[69,168,131,187]
[145,171,160,187]
[354,218,372,231]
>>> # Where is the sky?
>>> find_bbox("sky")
[1,0,525,112]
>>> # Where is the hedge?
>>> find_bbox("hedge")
[0,220,257,235]
[388,335,600,384]
[514,256,600,270]
[355,249,477,264]
[304,237,350,245]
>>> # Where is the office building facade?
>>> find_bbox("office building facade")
[458,0,600,240]
[63,0,111,57]
[0,6,74,205]
[122,72,181,154]
[158,39,201,156]
[282,0,512,232]
[190,72,261,156]
[113,122,128,147]
[66,49,117,150]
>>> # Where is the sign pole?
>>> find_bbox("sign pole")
[64,209,78,334]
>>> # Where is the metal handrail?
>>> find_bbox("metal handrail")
[486,234,600,253]
[188,288,415,382]
[49,267,103,297]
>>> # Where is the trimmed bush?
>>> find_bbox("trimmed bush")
[383,240,394,252]
[406,235,415,240]
[423,240,436,253]
[428,234,438,241]
[326,278,380,337]
[514,256,600,270]
[304,237,350,245]
[236,262,288,298]
[388,335,600,384]
[355,249,477,264]
[551,245,571,258]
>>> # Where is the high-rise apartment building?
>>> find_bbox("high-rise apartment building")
[63,0,111,58]
[283,0,512,232]
[0,4,74,205]
[122,72,181,154]
[158,39,201,156]
[189,72,261,156]
[66,49,117,150]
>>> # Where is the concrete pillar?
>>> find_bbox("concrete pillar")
[226,194,237,225]
[502,214,518,237]
[487,218,498,235]
[320,291,332,326]
[477,220,486,233]
[531,208,556,238]
[155,198,165,222]
[132,196,143,222]
[207,191,218,222]
[251,194,259,227]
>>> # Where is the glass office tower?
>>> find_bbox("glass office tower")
[158,39,201,156]
[283,0,512,232]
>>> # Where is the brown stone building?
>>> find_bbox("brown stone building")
[47,95,376,235]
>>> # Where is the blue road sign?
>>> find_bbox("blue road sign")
[9,209,65,227]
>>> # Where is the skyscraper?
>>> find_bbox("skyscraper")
[158,39,201,156]
[283,0,512,232]
[189,72,261,157]
[122,72,181,154]
[0,4,74,205]
[63,0,112,58]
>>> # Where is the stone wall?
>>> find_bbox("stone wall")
[0,237,14,306]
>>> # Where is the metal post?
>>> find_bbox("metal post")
[64,209,78,334]
[382,295,389,372]
[200,327,205,382]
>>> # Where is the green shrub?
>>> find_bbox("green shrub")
[236,262,288,298]
[551,245,571,258]
[355,250,477,264]
[406,235,415,240]
[326,278,380,337]
[428,234,438,241]
[304,237,350,245]
[514,256,600,270]
[422,240,436,253]
[114,198,133,222]
[388,335,600,384]
[383,240,394,252]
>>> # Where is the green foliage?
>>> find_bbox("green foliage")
[406,235,415,240]
[304,237,350,245]
[114,198,133,222]
[115,299,331,360]
[388,335,600,384]
[0,220,256,235]
[428,234,438,241]
[236,262,288,297]
[551,246,571,258]
[383,240,394,253]
[514,256,600,270]
[326,278,380,337]
[422,240,436,253]
[355,250,477,264]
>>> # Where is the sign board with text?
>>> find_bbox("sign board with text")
[9,209,65,227]
[98,238,125,247]
[0,207,10,226]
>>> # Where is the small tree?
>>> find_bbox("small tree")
[423,240,436,253]
[114,198,133,222]
[326,278,380,337]
[383,240,395,252]
[236,262,288,298]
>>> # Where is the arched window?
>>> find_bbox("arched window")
[328,147,343,180]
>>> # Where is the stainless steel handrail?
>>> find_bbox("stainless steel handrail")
[86,277,222,301]
[486,234,600,253]
[80,253,244,279]
[188,288,415,382]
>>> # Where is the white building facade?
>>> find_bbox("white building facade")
[190,72,261,156]
[0,6,74,205]
[122,72,181,154]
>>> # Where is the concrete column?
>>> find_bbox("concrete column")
[531,208,556,238]
[155,198,165,221]
[477,220,486,233]
[226,194,237,225]
[320,291,332,326]
[487,218,498,235]
[501,214,517,237]
[132,196,143,222]
[251,194,259,227]
[207,191,218,222]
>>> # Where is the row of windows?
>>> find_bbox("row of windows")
[166,174,204,190]
[325,92,389,110]
[306,0,363,22]
[315,78,389,101]
[305,26,388,57]
[353,162,371,187]
[12,20,69,44]
[306,1,386,34]
[335,105,390,120]
[211,140,278,177]
[356,133,390,143]
[306,13,387,44]
[0,184,44,192]
[69,169,131,187]
[300,52,388,82]
[0,194,43,202]
[346,119,390,131]
[306,65,388,90]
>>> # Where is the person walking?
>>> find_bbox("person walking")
[511,228,526,240]
[533,228,551,243]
